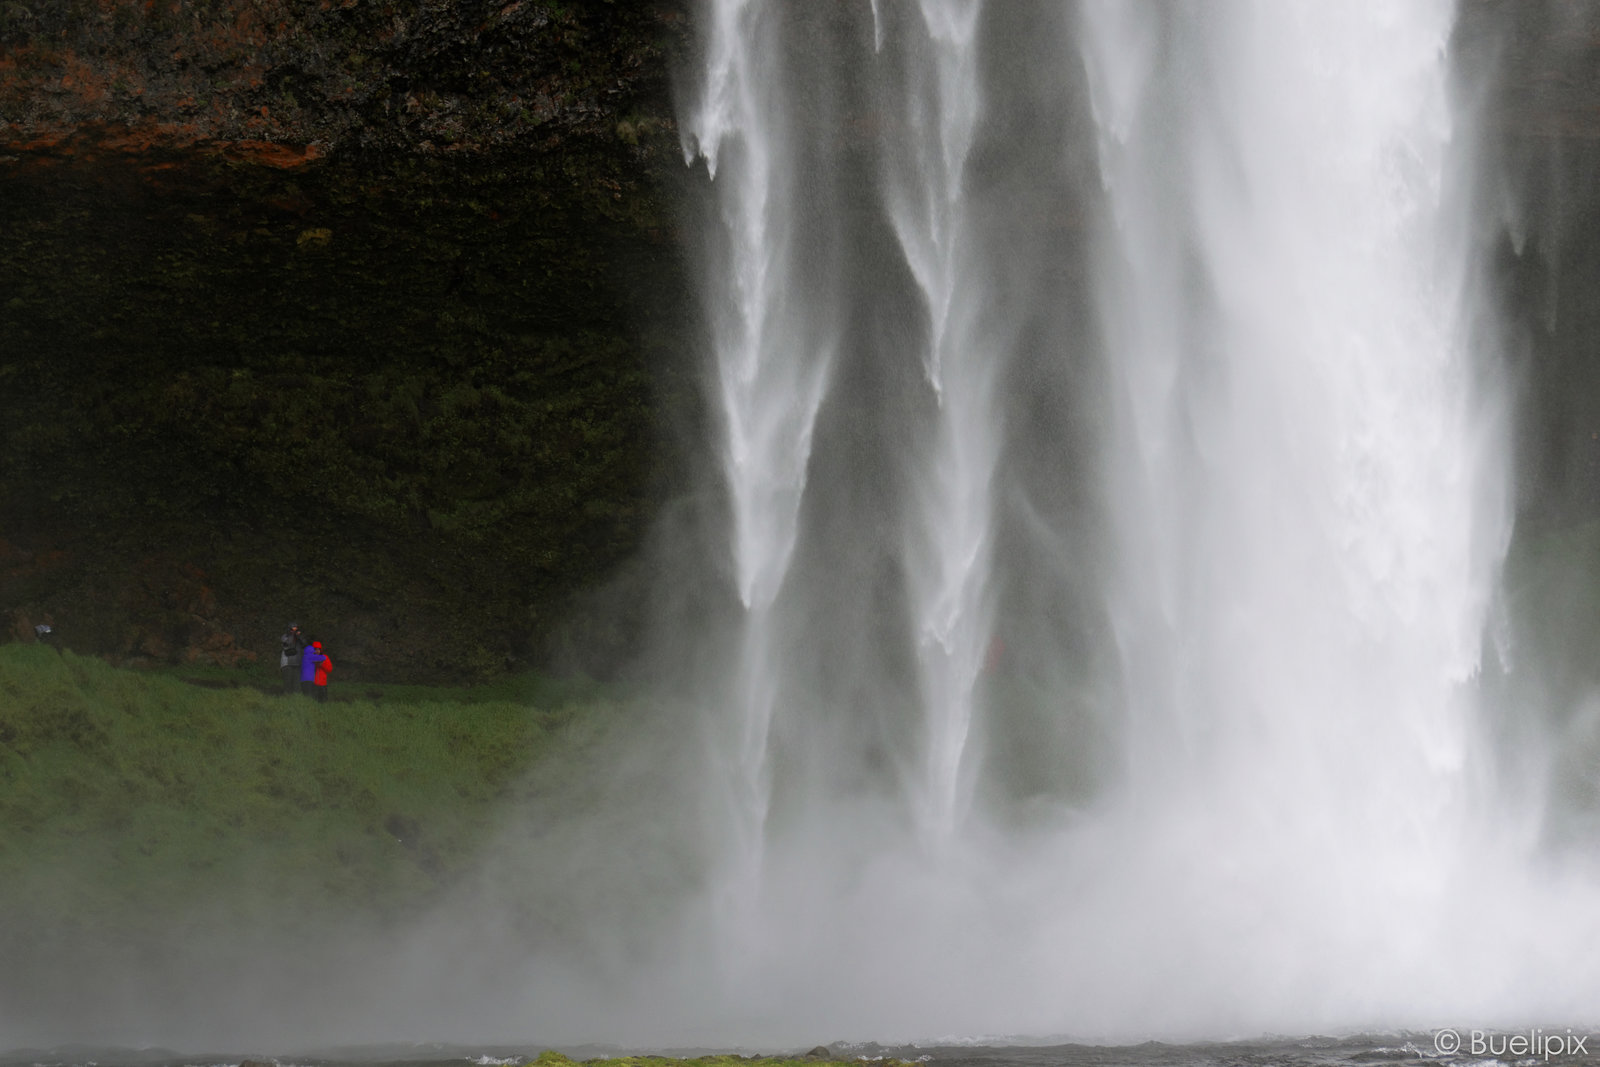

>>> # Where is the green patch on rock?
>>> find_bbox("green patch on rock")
[0,129,698,682]
[526,1055,911,1067]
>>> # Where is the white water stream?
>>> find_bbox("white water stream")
[663,0,1600,1043]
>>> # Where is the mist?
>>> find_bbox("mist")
[12,0,1600,1054]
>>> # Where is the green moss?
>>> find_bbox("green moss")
[0,133,696,681]
[1503,521,1600,676]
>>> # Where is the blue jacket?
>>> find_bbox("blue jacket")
[300,648,327,682]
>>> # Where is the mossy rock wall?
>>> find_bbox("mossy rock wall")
[0,1,697,681]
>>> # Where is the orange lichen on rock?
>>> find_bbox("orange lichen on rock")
[221,139,322,167]
[0,121,323,172]
[11,132,71,152]
[58,55,114,106]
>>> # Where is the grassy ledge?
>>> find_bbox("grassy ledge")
[0,643,633,941]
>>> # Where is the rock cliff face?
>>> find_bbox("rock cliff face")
[1,0,682,155]
[0,0,693,681]
[1465,1,1600,528]
[4,0,1600,682]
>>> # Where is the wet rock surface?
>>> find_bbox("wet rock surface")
[0,1,695,681]
[0,0,686,157]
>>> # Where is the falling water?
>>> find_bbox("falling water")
[685,0,842,915]
[878,0,993,849]
[1084,0,1488,930]
[666,0,1600,1043]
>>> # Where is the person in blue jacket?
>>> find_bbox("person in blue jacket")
[300,639,327,697]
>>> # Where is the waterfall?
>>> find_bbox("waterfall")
[684,0,842,916]
[878,0,993,850]
[1082,0,1493,927]
[659,0,1600,1042]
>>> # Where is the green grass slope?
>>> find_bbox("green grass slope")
[0,644,631,945]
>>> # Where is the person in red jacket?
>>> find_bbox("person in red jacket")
[312,641,333,703]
